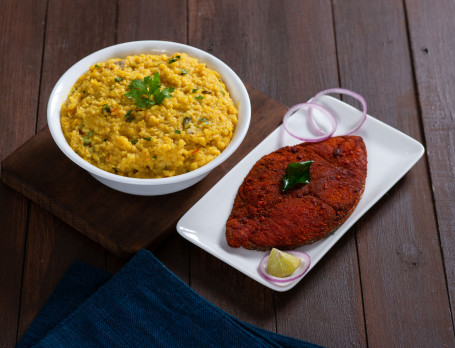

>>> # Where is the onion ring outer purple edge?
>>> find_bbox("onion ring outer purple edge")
[311,88,367,135]
[282,102,337,142]
[259,250,311,284]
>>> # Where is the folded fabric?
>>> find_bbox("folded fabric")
[17,249,320,348]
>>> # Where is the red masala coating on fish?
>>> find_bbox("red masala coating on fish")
[225,136,367,250]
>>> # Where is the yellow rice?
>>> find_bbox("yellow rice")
[60,53,238,178]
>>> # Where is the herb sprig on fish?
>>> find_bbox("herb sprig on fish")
[125,73,174,109]
[282,161,313,192]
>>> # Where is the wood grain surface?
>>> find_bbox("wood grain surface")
[0,1,47,347]
[333,0,453,346]
[405,0,455,331]
[1,1,454,347]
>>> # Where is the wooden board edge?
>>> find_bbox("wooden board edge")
[1,167,138,258]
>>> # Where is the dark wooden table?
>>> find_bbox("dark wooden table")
[1,1,454,347]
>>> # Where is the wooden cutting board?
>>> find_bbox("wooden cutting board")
[1,85,287,257]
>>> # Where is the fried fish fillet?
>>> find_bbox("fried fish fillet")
[225,136,367,250]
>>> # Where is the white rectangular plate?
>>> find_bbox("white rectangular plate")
[176,96,425,291]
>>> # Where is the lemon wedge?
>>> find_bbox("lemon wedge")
[266,248,301,278]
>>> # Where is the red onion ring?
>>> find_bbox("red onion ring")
[283,88,367,142]
[258,250,311,284]
[310,88,367,135]
[282,102,337,142]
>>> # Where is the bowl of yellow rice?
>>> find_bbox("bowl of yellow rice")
[48,41,250,195]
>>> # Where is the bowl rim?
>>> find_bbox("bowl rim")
[47,40,251,185]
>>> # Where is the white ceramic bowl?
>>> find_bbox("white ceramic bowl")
[47,41,251,195]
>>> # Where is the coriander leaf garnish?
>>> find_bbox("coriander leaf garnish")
[102,104,111,113]
[124,110,134,122]
[169,56,180,64]
[83,131,94,146]
[195,95,204,100]
[282,161,313,192]
[174,129,181,134]
[129,139,138,145]
[192,88,198,93]
[124,73,174,109]
[143,137,152,141]
[180,69,188,75]
[199,117,210,124]
[115,77,124,82]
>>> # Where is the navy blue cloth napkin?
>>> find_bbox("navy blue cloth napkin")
[17,249,320,348]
